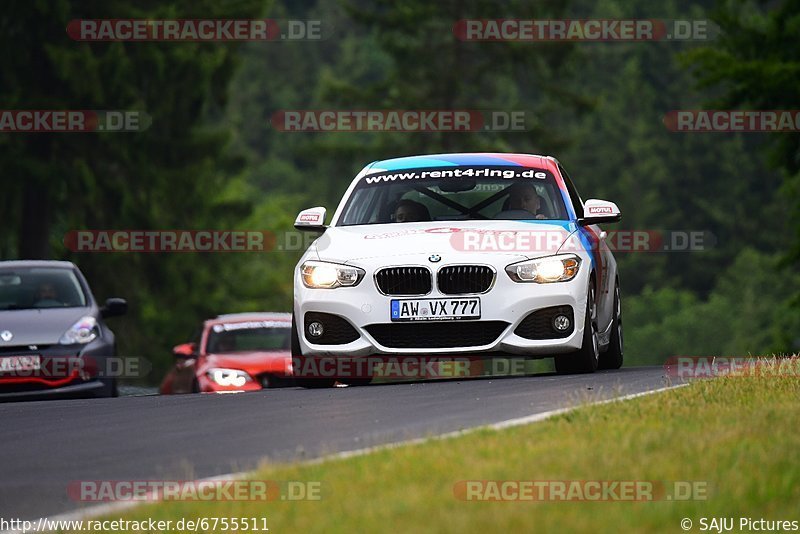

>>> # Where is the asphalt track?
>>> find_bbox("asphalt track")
[1,366,672,521]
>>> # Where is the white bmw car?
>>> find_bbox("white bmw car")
[292,153,623,386]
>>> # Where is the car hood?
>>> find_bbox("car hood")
[201,351,292,375]
[0,307,92,346]
[313,220,579,262]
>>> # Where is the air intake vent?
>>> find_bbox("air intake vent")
[437,265,494,294]
[374,267,432,296]
[365,321,508,349]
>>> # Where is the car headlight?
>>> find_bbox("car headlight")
[207,368,253,388]
[301,261,365,289]
[59,316,100,345]
[505,254,581,283]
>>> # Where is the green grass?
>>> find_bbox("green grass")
[78,368,800,533]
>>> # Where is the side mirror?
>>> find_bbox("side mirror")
[294,207,327,232]
[580,199,621,225]
[172,342,197,358]
[100,297,128,318]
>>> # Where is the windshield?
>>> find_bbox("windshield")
[0,267,87,311]
[338,166,569,226]
[206,322,290,353]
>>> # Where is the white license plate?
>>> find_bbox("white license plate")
[0,355,42,373]
[391,298,481,322]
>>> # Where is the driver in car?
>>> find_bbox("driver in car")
[34,282,62,306]
[506,183,546,219]
[393,199,430,223]
[214,336,237,353]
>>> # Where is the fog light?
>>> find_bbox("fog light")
[307,321,324,338]
[553,315,571,332]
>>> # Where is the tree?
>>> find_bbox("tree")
[0,0,268,379]
[684,0,800,269]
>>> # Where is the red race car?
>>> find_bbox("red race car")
[160,312,294,394]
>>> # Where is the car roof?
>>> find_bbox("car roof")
[206,312,291,327]
[0,260,77,269]
[368,152,558,172]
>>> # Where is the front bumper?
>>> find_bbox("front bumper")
[0,379,107,401]
[197,376,264,394]
[196,358,295,393]
[0,341,116,400]
[294,262,590,357]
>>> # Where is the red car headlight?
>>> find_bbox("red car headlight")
[206,368,253,387]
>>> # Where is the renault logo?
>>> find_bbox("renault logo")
[0,331,12,342]
[428,254,441,263]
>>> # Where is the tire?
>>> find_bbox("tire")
[598,281,624,370]
[294,377,337,388]
[94,378,118,398]
[291,313,301,357]
[555,281,599,374]
[263,375,294,388]
[340,377,373,387]
[291,313,336,388]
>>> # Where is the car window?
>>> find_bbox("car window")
[558,164,584,219]
[206,325,290,353]
[0,267,87,311]
[338,166,569,225]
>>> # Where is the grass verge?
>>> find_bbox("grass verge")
[73,369,800,533]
